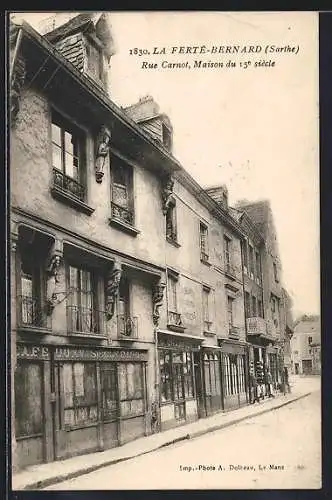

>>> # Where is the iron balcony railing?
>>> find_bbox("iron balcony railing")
[117,315,138,339]
[67,305,105,336]
[246,317,267,335]
[228,324,242,339]
[18,295,47,328]
[53,168,85,201]
[168,310,183,327]
[111,202,134,226]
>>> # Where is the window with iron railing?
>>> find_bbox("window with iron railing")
[19,251,47,328]
[51,111,86,202]
[110,159,134,227]
[67,265,103,336]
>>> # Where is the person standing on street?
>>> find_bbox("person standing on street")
[249,370,259,404]
[284,366,291,393]
[265,369,275,398]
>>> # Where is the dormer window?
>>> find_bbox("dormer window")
[162,123,172,150]
[86,37,103,81]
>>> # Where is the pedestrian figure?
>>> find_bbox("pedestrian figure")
[265,369,275,398]
[249,371,259,403]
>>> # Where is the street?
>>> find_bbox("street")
[46,381,321,490]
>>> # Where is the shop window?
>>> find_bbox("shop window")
[15,362,43,438]
[110,158,135,227]
[159,351,173,403]
[199,222,209,263]
[222,353,239,396]
[183,352,194,398]
[166,200,178,244]
[86,37,104,81]
[100,363,118,422]
[204,353,221,399]
[118,363,144,417]
[237,355,246,394]
[173,352,185,401]
[62,362,98,429]
[51,110,86,203]
[67,265,102,335]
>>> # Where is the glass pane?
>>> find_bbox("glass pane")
[118,364,127,400]
[112,185,128,208]
[64,131,74,155]
[73,363,85,398]
[52,123,61,146]
[63,363,73,406]
[65,152,76,179]
[15,362,43,437]
[52,143,62,170]
[64,409,75,427]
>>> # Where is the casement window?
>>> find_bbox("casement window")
[244,291,251,318]
[159,351,194,404]
[242,240,248,272]
[252,295,257,317]
[86,37,103,81]
[273,262,279,282]
[20,252,43,327]
[258,298,263,318]
[110,158,134,226]
[67,265,100,335]
[224,235,231,267]
[255,251,261,281]
[117,277,137,338]
[62,362,98,429]
[51,111,86,202]
[227,296,234,327]
[15,362,43,438]
[308,336,313,345]
[249,245,254,276]
[199,223,209,263]
[118,363,145,417]
[166,201,177,243]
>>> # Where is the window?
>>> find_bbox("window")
[52,111,86,202]
[159,351,194,404]
[168,274,178,312]
[86,38,103,81]
[67,265,100,335]
[242,240,248,272]
[118,363,144,417]
[204,353,222,405]
[227,296,234,327]
[308,336,313,345]
[252,296,257,317]
[249,245,254,276]
[110,158,134,226]
[183,352,194,398]
[245,291,251,318]
[224,235,231,267]
[62,362,98,428]
[162,123,172,150]
[255,251,261,280]
[19,251,44,327]
[258,299,263,318]
[159,351,172,403]
[199,223,209,263]
[222,353,239,396]
[117,277,136,337]
[202,287,212,332]
[273,262,279,282]
[166,201,177,243]
[15,362,43,437]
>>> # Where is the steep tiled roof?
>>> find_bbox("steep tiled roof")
[235,200,270,236]
[44,13,95,42]
[294,317,320,335]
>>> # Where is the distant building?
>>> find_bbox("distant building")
[291,315,321,375]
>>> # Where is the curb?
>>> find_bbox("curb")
[19,391,312,490]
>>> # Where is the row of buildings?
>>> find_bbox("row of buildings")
[291,315,321,375]
[10,13,294,471]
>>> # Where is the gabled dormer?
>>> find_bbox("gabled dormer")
[124,95,174,152]
[42,12,115,94]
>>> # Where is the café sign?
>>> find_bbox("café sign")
[54,346,148,362]
[17,344,50,360]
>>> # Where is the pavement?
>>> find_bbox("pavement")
[12,375,320,491]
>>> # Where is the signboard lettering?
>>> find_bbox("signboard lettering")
[17,344,50,360]
[54,347,148,362]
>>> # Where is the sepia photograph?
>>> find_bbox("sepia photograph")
[9,10,320,490]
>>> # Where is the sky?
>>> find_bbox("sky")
[11,11,320,318]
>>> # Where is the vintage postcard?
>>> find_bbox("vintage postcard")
[9,11,320,491]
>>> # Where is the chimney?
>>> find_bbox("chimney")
[124,96,173,152]
[205,185,229,210]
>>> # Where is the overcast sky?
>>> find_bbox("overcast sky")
[12,11,320,318]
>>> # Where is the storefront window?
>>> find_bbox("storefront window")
[15,362,43,438]
[173,352,184,400]
[62,362,98,428]
[118,363,144,417]
[204,353,221,398]
[183,352,194,398]
[101,363,118,421]
[159,350,195,404]
[159,351,172,402]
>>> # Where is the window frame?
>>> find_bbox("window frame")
[227,295,234,328]
[165,200,178,245]
[199,222,209,263]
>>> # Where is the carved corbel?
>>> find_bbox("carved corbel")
[11,56,26,127]
[45,241,63,315]
[105,260,122,320]
[152,280,166,327]
[95,126,111,183]
[161,176,175,215]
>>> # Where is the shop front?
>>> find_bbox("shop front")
[218,339,249,410]
[14,343,149,469]
[199,347,223,417]
[157,331,202,431]
[266,345,279,387]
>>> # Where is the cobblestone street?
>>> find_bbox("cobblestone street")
[46,379,321,490]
